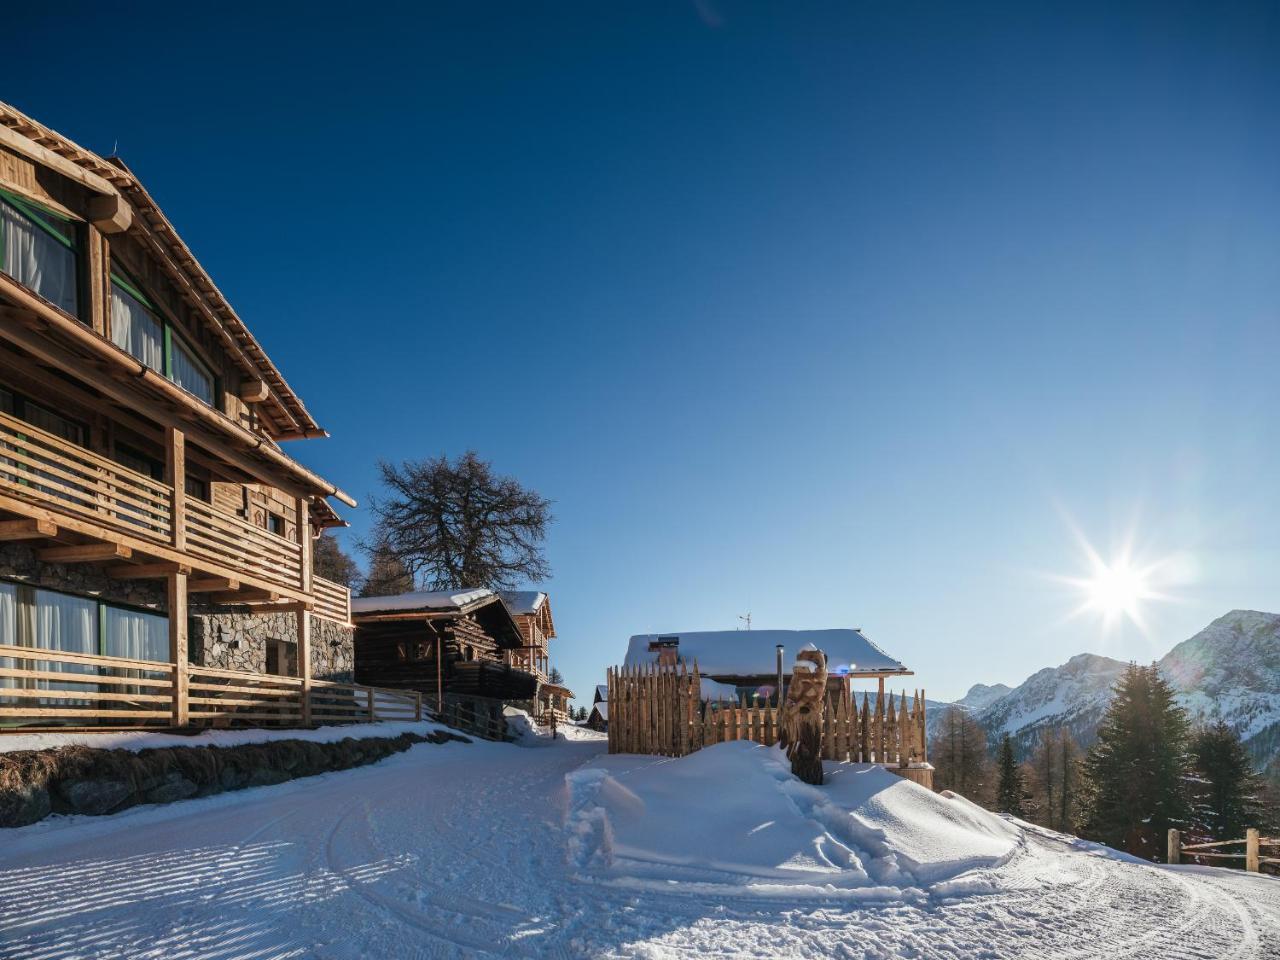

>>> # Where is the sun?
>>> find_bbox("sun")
[1081,557,1153,621]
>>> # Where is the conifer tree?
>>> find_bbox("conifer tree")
[1189,720,1271,842]
[1081,663,1190,860]
[930,705,993,803]
[995,733,1026,817]
[1027,727,1084,833]
[548,666,564,686]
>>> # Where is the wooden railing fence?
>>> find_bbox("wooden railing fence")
[0,644,421,730]
[606,661,928,765]
[1169,829,1279,873]
[312,575,352,624]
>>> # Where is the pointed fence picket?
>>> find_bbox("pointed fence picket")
[606,661,927,764]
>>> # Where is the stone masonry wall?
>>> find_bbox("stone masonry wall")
[188,608,354,682]
[0,543,165,611]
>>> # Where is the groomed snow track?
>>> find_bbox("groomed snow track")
[0,733,1276,959]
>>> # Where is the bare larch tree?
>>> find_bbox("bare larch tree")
[366,451,553,591]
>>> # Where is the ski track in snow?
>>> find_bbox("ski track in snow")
[1,735,1277,959]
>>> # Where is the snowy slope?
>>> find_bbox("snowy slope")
[977,653,1128,752]
[2,732,1277,958]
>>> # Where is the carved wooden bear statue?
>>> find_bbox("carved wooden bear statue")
[782,646,828,785]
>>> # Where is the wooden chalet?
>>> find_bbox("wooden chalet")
[351,589,539,734]
[0,102,410,732]
[498,590,553,684]
[537,681,575,725]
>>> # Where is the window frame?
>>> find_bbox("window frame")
[0,577,169,661]
[0,187,84,321]
[109,265,220,408]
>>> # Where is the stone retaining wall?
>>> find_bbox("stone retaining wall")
[0,729,469,828]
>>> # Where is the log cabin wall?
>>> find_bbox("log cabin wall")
[353,614,510,693]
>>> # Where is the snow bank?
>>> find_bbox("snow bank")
[0,720,450,754]
[566,741,1019,898]
[504,708,606,746]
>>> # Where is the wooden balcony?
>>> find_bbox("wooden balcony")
[0,407,349,615]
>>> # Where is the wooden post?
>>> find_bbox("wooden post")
[1167,828,1181,865]
[414,690,422,722]
[297,605,312,726]
[367,686,376,723]
[1246,828,1260,872]
[168,571,188,726]
[166,426,185,550]
[296,496,312,594]
[434,628,443,715]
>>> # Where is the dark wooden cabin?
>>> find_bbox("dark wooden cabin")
[351,589,539,705]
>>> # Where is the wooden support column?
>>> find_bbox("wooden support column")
[167,426,185,550]
[296,496,311,594]
[1246,828,1260,872]
[168,571,188,726]
[1167,829,1181,865]
[297,603,312,727]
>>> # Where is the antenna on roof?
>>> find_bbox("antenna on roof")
[738,612,751,631]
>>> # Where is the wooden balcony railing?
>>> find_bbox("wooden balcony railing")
[184,495,302,593]
[0,408,172,542]
[0,408,353,617]
[312,575,351,624]
[0,644,421,729]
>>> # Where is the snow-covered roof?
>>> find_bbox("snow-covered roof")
[499,590,548,616]
[351,588,494,615]
[623,629,908,677]
[592,701,609,721]
[595,684,608,702]
[699,678,741,701]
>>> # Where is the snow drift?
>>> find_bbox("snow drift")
[566,741,1019,898]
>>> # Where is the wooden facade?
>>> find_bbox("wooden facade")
[499,591,554,684]
[352,591,539,707]
[0,101,357,730]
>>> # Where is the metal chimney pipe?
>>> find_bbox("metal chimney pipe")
[776,644,785,709]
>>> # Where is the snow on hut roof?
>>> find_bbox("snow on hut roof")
[351,588,494,615]
[592,701,609,721]
[595,684,608,702]
[499,591,548,616]
[623,629,908,677]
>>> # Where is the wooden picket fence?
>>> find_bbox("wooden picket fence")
[606,661,928,766]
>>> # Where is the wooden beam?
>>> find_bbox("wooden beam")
[188,576,239,593]
[0,518,58,541]
[39,543,131,563]
[167,426,186,551]
[207,588,281,604]
[108,562,192,579]
[0,123,120,197]
[86,193,133,234]
[239,379,270,403]
[169,572,189,726]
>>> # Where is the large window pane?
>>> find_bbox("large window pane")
[0,199,78,316]
[171,337,214,405]
[103,607,168,662]
[33,589,98,700]
[110,281,165,370]
[0,583,15,671]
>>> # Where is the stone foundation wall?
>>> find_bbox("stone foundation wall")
[0,543,165,610]
[189,608,354,682]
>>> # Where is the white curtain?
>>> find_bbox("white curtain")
[170,337,214,405]
[34,589,97,698]
[110,283,165,371]
[103,607,168,662]
[1,202,78,316]
[0,583,15,674]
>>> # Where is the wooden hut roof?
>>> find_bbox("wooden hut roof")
[623,628,911,679]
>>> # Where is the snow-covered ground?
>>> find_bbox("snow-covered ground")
[1,731,1276,959]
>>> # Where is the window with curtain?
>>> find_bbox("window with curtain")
[110,268,217,407]
[33,588,98,701]
[103,607,168,662]
[0,582,15,674]
[110,275,165,371]
[0,190,79,318]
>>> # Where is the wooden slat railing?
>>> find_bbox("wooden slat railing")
[0,644,175,725]
[0,409,172,541]
[184,495,303,592]
[0,647,422,730]
[312,575,351,624]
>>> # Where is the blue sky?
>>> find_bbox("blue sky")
[7,2,1279,703]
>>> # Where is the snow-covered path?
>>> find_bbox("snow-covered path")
[1,733,1277,959]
